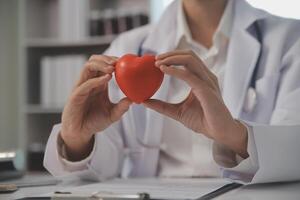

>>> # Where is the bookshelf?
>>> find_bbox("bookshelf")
[19,0,150,171]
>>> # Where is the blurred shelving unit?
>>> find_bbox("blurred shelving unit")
[18,0,150,171]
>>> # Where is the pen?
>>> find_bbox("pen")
[196,182,243,200]
[0,179,60,193]
[92,192,150,200]
[16,192,150,200]
[50,192,151,200]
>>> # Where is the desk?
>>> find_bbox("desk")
[1,173,300,200]
[0,172,90,200]
[216,181,300,200]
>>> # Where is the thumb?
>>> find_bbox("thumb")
[110,97,132,122]
[71,74,111,104]
[143,99,179,120]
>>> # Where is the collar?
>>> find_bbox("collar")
[232,0,269,30]
[141,0,269,54]
[175,0,234,46]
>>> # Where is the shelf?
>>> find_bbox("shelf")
[25,105,63,114]
[18,0,150,172]
[26,35,116,49]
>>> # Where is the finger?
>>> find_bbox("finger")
[161,65,222,104]
[76,61,114,87]
[86,61,115,74]
[72,74,112,100]
[200,65,220,91]
[156,50,218,88]
[143,99,179,120]
[157,55,219,90]
[110,98,132,122]
[156,50,193,60]
[89,82,108,97]
[156,54,205,80]
[89,54,118,65]
[110,56,119,60]
[159,65,205,90]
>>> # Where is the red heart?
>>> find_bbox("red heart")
[115,54,164,103]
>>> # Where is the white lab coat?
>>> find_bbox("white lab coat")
[44,0,300,184]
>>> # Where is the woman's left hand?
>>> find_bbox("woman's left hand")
[143,50,249,158]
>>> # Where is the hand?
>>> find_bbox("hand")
[143,50,248,158]
[61,55,132,161]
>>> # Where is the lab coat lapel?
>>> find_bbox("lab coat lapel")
[223,29,261,118]
[222,0,267,118]
[131,1,179,177]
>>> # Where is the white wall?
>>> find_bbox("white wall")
[0,0,19,151]
[150,0,174,22]
[246,0,300,19]
[150,0,300,22]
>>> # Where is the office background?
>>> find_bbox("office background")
[0,0,299,171]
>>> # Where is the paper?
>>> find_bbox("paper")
[251,125,300,184]
[51,178,230,200]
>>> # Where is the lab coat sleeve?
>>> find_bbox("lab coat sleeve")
[43,37,126,181]
[44,122,125,181]
[213,122,259,183]
[56,130,96,172]
[214,39,300,183]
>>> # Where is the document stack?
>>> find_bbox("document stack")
[40,55,86,108]
[58,0,89,41]
[89,8,149,37]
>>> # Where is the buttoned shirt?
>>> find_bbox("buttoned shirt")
[158,0,234,177]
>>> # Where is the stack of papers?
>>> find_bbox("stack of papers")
[45,178,231,200]
[58,0,89,41]
[40,55,86,107]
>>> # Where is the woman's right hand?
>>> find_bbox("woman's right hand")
[60,55,132,161]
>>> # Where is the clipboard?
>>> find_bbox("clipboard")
[15,182,242,200]
[16,192,150,200]
[52,192,150,200]
[196,183,243,200]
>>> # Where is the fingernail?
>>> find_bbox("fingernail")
[108,60,116,65]
[160,65,167,71]
[155,61,160,67]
